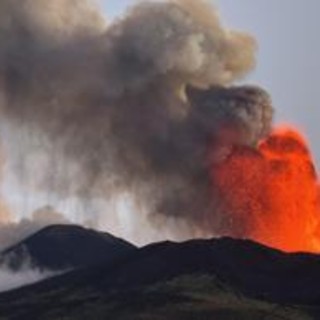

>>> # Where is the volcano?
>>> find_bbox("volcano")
[0,0,318,318]
[0,231,319,319]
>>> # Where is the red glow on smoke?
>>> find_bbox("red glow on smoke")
[210,127,320,253]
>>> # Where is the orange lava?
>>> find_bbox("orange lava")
[211,127,320,253]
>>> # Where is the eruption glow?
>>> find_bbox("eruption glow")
[211,127,320,252]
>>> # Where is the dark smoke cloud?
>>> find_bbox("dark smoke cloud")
[0,0,274,237]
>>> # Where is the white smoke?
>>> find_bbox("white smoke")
[0,267,56,292]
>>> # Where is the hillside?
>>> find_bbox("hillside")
[0,236,320,319]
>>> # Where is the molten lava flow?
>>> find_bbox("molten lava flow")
[211,127,320,253]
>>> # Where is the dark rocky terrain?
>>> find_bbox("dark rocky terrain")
[0,228,320,319]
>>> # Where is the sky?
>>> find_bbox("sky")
[102,0,320,167]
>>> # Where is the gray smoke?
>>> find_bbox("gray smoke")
[0,267,56,293]
[0,0,274,237]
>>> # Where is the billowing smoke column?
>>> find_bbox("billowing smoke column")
[0,0,318,252]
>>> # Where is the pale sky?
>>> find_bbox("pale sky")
[102,0,320,167]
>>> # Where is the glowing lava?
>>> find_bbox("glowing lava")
[211,127,320,253]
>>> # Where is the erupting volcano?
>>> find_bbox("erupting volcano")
[0,0,318,256]
[211,127,320,253]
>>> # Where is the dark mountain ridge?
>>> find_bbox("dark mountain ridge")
[87,237,320,304]
[0,224,137,271]
[1,235,320,306]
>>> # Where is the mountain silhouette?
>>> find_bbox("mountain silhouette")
[0,232,320,319]
[0,224,137,271]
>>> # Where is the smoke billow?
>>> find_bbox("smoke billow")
[0,0,277,241]
[0,267,56,293]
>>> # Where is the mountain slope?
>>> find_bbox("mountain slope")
[0,237,320,319]
[0,275,313,320]
[96,237,320,304]
[0,224,137,271]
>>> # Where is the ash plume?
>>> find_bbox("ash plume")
[0,0,274,238]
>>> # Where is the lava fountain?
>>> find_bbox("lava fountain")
[211,126,320,253]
